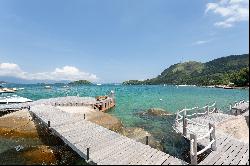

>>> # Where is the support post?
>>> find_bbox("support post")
[205,105,209,115]
[214,107,218,113]
[214,102,218,113]
[146,136,149,145]
[84,114,86,120]
[175,111,179,127]
[87,148,90,161]
[183,110,187,137]
[209,123,216,151]
[190,134,197,165]
[48,121,50,127]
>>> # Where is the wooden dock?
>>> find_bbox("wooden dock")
[0,92,116,113]
[230,100,249,116]
[174,103,249,165]
[30,105,187,165]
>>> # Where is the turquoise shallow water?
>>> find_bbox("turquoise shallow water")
[1,84,249,160]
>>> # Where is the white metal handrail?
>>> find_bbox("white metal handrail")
[197,139,215,155]
[178,106,199,114]
[176,120,183,127]
[189,123,216,165]
[178,102,216,118]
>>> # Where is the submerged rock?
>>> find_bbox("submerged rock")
[138,108,172,117]
[21,145,57,165]
[0,109,85,165]
[120,127,164,151]
[83,111,123,132]
[0,109,40,139]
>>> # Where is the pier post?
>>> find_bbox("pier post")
[190,134,197,165]
[183,110,187,137]
[48,121,50,127]
[209,123,217,151]
[214,102,218,113]
[87,148,90,161]
[214,107,218,113]
[175,111,179,127]
[205,105,209,115]
[146,136,149,145]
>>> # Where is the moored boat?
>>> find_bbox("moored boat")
[44,86,52,89]
[0,96,32,104]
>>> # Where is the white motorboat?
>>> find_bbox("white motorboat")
[44,86,52,89]
[0,96,32,104]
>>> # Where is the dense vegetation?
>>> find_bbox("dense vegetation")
[68,80,93,85]
[123,54,249,87]
[228,67,249,87]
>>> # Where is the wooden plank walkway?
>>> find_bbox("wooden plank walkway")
[232,102,249,111]
[30,105,187,165]
[199,137,249,165]
[175,112,249,165]
[231,101,249,116]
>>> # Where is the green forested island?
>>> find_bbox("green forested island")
[123,54,249,87]
[68,80,93,85]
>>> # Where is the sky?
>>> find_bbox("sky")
[0,0,249,83]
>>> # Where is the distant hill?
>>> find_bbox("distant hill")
[123,54,249,86]
[68,80,93,85]
[0,81,7,84]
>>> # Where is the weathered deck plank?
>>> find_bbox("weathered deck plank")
[230,144,249,165]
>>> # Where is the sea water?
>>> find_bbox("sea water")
[0,84,249,162]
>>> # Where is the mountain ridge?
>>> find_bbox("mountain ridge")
[123,54,249,86]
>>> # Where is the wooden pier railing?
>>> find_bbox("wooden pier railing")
[190,123,216,165]
[174,102,218,165]
[230,100,249,116]
[175,102,218,136]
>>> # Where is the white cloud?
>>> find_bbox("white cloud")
[192,39,213,45]
[0,63,98,82]
[0,63,27,78]
[205,0,249,28]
